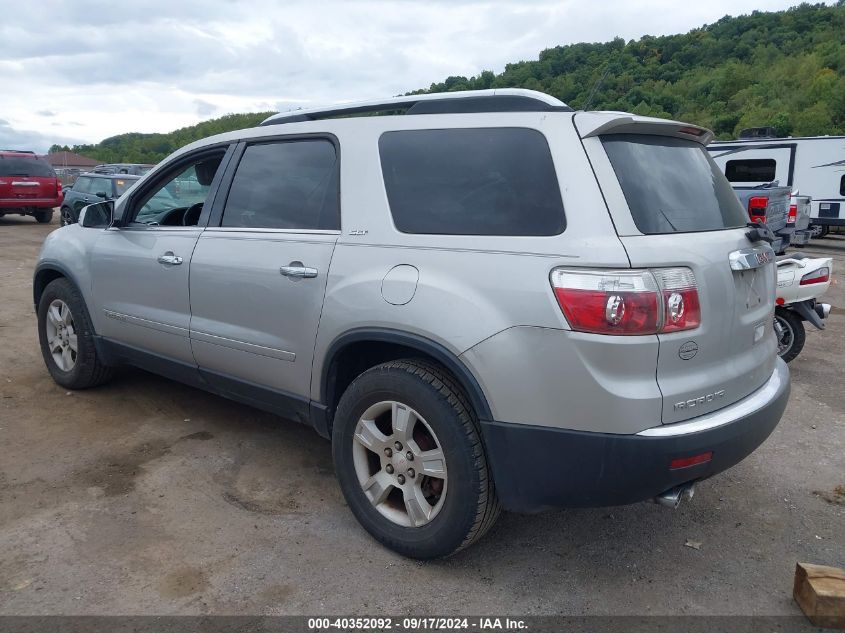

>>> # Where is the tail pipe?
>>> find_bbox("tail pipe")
[816,303,831,320]
[654,483,696,509]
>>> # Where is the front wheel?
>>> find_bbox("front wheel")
[774,307,806,363]
[332,360,500,559]
[37,278,114,389]
[60,206,76,226]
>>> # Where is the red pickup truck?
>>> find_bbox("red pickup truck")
[0,150,63,223]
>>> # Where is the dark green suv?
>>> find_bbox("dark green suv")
[60,173,140,226]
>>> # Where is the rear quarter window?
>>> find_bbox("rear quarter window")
[602,134,748,234]
[379,128,565,236]
[725,159,776,182]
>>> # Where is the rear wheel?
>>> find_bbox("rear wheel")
[37,278,113,389]
[774,307,805,363]
[332,359,499,559]
[33,209,53,224]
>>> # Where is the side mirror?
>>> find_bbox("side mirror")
[80,200,115,228]
[95,191,108,198]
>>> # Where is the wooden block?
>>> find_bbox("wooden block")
[794,562,845,629]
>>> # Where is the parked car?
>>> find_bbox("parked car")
[92,163,155,176]
[787,193,813,247]
[60,173,140,225]
[33,89,790,559]
[727,182,793,254]
[708,130,845,238]
[0,149,63,223]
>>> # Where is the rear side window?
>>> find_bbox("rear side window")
[0,154,55,177]
[379,128,565,236]
[221,140,339,230]
[840,174,844,196]
[724,159,776,182]
[602,134,747,234]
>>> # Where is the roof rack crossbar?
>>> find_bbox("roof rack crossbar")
[261,89,570,126]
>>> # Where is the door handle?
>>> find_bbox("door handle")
[280,264,318,279]
[157,252,183,266]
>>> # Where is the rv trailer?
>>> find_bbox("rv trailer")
[708,131,845,237]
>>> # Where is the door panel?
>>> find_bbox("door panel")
[91,228,201,363]
[189,231,337,397]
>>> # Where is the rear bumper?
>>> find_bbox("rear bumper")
[0,199,61,210]
[480,359,790,513]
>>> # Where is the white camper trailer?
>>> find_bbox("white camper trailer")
[708,132,845,236]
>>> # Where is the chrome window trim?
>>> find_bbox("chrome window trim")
[203,227,341,236]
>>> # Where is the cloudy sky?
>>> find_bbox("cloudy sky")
[0,0,818,152]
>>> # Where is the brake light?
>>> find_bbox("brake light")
[787,204,797,224]
[653,268,701,333]
[56,178,62,198]
[800,267,830,285]
[550,267,700,335]
[748,196,768,223]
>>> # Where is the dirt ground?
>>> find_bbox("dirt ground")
[1,214,843,617]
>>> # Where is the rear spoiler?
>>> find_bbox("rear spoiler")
[574,112,715,146]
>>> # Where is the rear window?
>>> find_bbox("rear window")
[0,154,55,177]
[379,128,565,236]
[602,134,747,234]
[724,159,776,182]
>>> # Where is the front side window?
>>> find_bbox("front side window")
[114,178,134,196]
[90,178,112,197]
[724,158,777,182]
[220,140,339,230]
[73,177,92,193]
[130,154,224,226]
[602,134,748,234]
[379,128,565,236]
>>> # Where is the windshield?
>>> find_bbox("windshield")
[0,155,56,177]
[601,134,747,234]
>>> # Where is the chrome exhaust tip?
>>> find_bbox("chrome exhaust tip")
[816,303,831,319]
[654,483,696,509]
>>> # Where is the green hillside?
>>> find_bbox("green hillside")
[414,2,845,138]
[62,1,845,163]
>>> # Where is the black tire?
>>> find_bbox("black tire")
[60,206,76,226]
[774,307,806,363]
[33,209,53,224]
[37,278,114,389]
[819,226,830,238]
[332,359,500,559]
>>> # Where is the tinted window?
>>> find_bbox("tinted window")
[221,140,339,230]
[73,177,93,193]
[114,178,135,195]
[90,178,112,196]
[725,159,777,182]
[602,134,748,234]
[379,128,565,236]
[0,155,55,177]
[841,175,844,196]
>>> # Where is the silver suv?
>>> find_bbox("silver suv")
[34,89,790,559]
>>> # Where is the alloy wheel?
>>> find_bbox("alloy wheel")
[773,314,794,357]
[45,299,78,371]
[352,400,448,528]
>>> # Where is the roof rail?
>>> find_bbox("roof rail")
[0,149,36,154]
[260,89,571,126]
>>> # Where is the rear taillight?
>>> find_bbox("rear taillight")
[550,267,700,336]
[787,204,797,224]
[654,268,701,333]
[56,178,62,197]
[748,196,768,223]
[800,267,830,285]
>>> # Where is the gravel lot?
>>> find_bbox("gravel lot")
[1,214,843,617]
